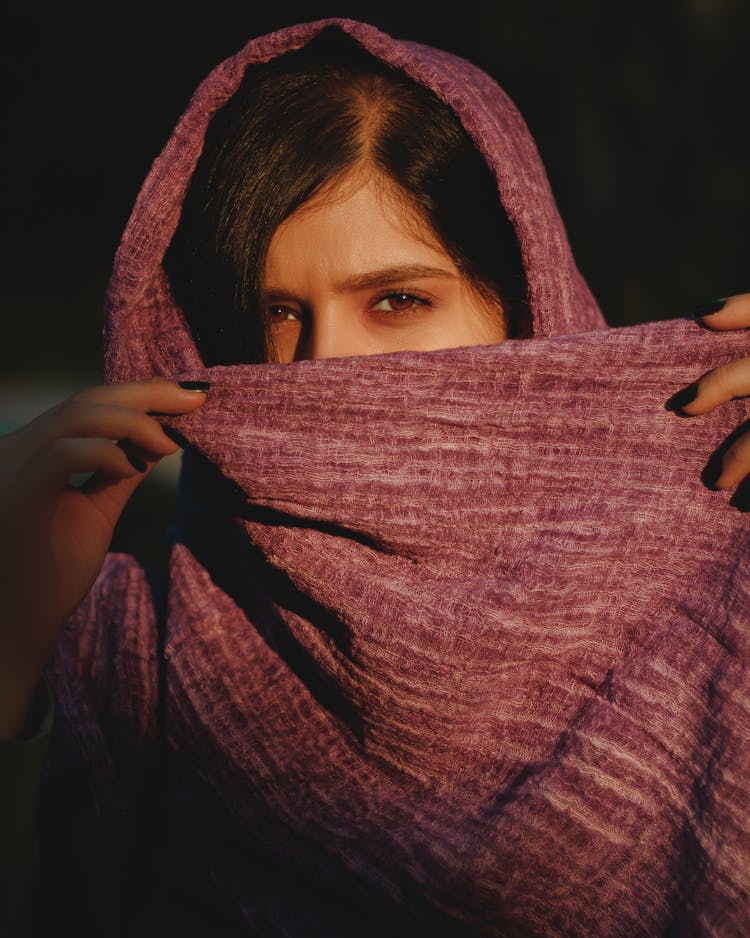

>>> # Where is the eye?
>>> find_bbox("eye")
[370,292,432,314]
[268,305,302,324]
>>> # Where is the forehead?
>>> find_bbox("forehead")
[266,170,456,277]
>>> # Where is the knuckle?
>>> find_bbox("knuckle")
[724,428,750,460]
[722,443,750,477]
[723,444,743,468]
[704,363,737,400]
[67,384,103,403]
[45,437,73,461]
[50,398,78,420]
[34,397,87,434]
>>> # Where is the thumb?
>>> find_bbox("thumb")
[79,452,162,527]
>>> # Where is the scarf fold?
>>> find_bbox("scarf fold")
[42,18,750,937]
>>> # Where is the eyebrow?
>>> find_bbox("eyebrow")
[265,264,458,299]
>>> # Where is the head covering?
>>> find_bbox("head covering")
[43,18,750,937]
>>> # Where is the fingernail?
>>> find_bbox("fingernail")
[116,438,149,470]
[691,298,727,317]
[162,425,187,447]
[178,380,211,392]
[666,382,699,413]
[127,453,148,472]
[702,451,724,490]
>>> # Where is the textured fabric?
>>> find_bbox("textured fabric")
[41,17,750,937]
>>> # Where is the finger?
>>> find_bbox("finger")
[59,377,210,415]
[667,357,750,416]
[78,455,156,518]
[714,432,750,490]
[693,293,750,331]
[20,401,182,459]
[76,445,165,529]
[25,437,149,494]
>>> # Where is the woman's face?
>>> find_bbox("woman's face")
[263,172,507,363]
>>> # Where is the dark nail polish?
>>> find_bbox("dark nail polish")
[179,380,211,392]
[127,453,148,472]
[691,298,727,317]
[162,425,187,447]
[702,451,723,491]
[666,382,698,413]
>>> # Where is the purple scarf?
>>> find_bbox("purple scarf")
[42,18,750,936]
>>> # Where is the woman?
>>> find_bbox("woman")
[2,18,750,937]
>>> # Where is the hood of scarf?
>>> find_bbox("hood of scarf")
[44,18,750,937]
[102,17,605,376]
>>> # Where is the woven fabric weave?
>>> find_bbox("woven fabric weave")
[42,18,750,936]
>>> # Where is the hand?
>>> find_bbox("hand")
[0,377,209,737]
[667,293,750,490]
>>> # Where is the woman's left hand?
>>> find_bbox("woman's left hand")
[668,293,750,490]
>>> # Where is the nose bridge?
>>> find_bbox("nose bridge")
[295,300,348,361]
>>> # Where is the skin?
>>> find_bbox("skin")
[0,166,747,739]
[679,293,750,489]
[264,171,506,363]
[0,380,208,738]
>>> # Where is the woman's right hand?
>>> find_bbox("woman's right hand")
[0,377,209,738]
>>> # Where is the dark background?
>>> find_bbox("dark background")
[1,0,748,570]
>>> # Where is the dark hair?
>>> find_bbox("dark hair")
[164,27,528,366]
